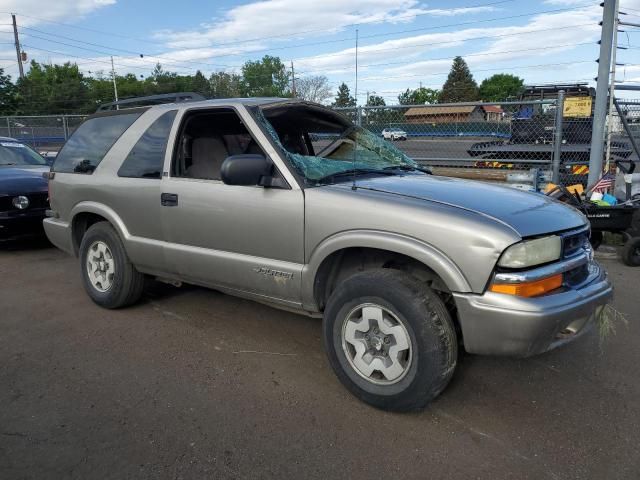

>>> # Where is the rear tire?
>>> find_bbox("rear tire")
[79,221,145,308]
[322,269,457,411]
[622,237,640,267]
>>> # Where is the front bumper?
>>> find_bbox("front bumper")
[454,261,612,357]
[0,210,47,240]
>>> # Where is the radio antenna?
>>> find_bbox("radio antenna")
[352,28,359,190]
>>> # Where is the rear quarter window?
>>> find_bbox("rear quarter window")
[118,110,177,179]
[53,112,142,174]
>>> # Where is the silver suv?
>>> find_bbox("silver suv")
[44,97,612,411]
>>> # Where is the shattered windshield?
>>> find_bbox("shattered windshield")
[254,104,421,185]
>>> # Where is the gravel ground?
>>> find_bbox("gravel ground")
[1,240,638,479]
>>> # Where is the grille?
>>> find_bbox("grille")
[562,229,590,258]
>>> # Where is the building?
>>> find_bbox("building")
[404,105,504,124]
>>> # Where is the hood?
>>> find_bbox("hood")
[0,165,49,195]
[341,174,586,237]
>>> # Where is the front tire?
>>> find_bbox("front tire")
[322,269,457,411]
[79,221,145,308]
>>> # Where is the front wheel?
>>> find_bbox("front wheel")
[322,269,458,411]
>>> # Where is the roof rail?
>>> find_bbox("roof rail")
[96,92,206,112]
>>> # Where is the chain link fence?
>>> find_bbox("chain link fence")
[0,115,87,154]
[333,97,618,192]
[3,98,638,193]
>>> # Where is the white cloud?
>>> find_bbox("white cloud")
[0,0,115,26]
[157,0,497,50]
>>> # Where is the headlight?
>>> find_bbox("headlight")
[12,195,29,210]
[498,235,561,268]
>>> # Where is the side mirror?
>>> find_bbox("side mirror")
[220,154,272,186]
[221,154,288,188]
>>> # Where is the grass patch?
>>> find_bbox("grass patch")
[596,303,629,349]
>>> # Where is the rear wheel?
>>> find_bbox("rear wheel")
[622,237,640,267]
[79,221,145,308]
[322,269,457,411]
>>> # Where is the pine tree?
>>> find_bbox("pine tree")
[438,57,479,103]
[332,82,356,107]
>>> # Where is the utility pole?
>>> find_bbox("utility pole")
[290,61,296,97]
[604,0,620,173]
[11,14,24,79]
[588,0,616,188]
[110,56,119,109]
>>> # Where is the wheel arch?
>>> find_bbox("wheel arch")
[70,202,131,256]
[301,230,471,312]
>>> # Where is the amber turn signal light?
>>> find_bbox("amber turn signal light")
[489,273,563,298]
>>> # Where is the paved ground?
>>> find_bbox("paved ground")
[1,241,639,479]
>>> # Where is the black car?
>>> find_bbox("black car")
[0,137,50,241]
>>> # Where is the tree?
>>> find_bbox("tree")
[241,55,290,97]
[295,75,331,103]
[17,61,91,114]
[210,71,242,98]
[366,94,386,107]
[332,82,356,108]
[438,56,479,103]
[398,87,439,105]
[191,70,210,97]
[479,73,524,102]
[0,68,17,115]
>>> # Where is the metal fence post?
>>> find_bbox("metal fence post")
[62,115,69,140]
[588,0,617,187]
[552,90,565,185]
[5,117,10,138]
[356,106,362,127]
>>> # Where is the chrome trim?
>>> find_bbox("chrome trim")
[493,251,589,284]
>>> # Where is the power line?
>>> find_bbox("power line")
[293,23,597,64]
[9,3,595,68]
[301,41,596,73]
[2,0,521,51]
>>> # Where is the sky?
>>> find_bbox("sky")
[0,0,639,104]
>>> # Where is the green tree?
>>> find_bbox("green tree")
[210,71,243,98]
[241,55,290,97]
[0,68,17,115]
[438,56,479,103]
[398,87,439,105]
[479,73,524,102]
[332,82,356,107]
[17,61,91,114]
[191,70,210,97]
[365,94,386,107]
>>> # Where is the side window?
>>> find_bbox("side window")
[118,110,177,179]
[53,112,142,174]
[172,109,267,181]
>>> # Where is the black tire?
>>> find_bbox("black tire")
[590,231,603,250]
[79,221,145,308]
[322,269,457,411]
[622,237,640,267]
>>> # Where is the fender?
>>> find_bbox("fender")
[69,202,163,270]
[301,229,472,311]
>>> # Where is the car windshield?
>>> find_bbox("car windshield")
[256,103,419,185]
[0,141,47,166]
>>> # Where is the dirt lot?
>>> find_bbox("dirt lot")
[1,241,639,479]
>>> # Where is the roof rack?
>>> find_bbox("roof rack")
[96,92,206,112]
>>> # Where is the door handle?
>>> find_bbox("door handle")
[161,193,178,206]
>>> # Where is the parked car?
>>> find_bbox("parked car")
[0,137,50,241]
[44,96,612,411]
[381,127,407,141]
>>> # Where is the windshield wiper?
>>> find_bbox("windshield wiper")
[314,168,395,185]
[383,165,432,174]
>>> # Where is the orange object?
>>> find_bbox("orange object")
[489,273,563,297]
